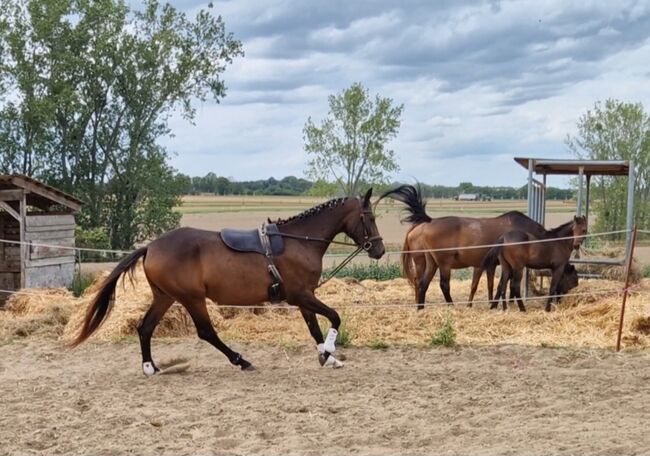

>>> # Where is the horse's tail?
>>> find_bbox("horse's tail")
[481,238,504,273]
[401,232,417,289]
[379,184,432,225]
[70,247,148,347]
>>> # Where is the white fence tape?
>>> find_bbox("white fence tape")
[0,228,632,258]
[0,286,631,310]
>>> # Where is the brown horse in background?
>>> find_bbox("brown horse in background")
[382,185,548,309]
[482,216,587,312]
[72,189,384,374]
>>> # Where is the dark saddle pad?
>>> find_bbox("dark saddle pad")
[220,223,284,256]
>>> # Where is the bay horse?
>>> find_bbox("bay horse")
[381,184,547,308]
[482,216,587,312]
[72,189,384,374]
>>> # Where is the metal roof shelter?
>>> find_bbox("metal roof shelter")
[514,158,635,294]
[514,157,634,255]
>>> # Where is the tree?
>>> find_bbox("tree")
[0,0,243,248]
[566,99,650,234]
[303,83,403,197]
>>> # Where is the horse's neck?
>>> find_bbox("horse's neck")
[279,204,352,252]
[542,223,576,253]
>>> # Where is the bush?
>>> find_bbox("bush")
[368,340,389,350]
[430,313,456,347]
[70,273,94,297]
[323,261,401,281]
[75,227,114,262]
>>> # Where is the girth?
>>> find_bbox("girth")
[220,223,285,303]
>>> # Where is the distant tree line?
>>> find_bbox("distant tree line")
[177,174,313,196]
[179,173,574,200]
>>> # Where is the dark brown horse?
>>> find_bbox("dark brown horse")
[381,185,548,308]
[482,216,587,312]
[72,189,384,374]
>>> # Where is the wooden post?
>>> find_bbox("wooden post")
[19,191,27,289]
[616,225,638,351]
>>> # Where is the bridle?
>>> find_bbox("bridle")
[271,199,383,252]
[269,199,383,286]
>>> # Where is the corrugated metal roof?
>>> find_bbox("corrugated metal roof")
[514,157,630,176]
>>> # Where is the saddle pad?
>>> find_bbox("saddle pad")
[221,223,284,256]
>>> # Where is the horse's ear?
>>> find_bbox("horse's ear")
[363,188,373,205]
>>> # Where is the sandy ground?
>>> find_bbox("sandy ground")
[1,339,650,456]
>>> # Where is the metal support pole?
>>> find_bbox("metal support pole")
[585,174,591,227]
[626,161,635,253]
[525,159,534,300]
[527,159,534,217]
[542,173,547,226]
[577,166,584,216]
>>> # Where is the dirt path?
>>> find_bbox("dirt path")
[2,339,649,455]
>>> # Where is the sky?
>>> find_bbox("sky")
[162,0,650,187]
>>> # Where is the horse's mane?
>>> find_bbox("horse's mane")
[379,184,432,225]
[270,197,348,225]
[548,219,575,236]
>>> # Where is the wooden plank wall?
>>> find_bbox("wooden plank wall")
[24,214,76,289]
[0,213,21,299]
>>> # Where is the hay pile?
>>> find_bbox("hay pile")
[2,264,650,350]
[0,288,75,339]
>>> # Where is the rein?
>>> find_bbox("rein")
[267,203,382,287]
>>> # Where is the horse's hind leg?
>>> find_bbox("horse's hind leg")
[416,254,437,310]
[438,265,453,304]
[511,269,526,312]
[184,298,254,371]
[137,288,174,376]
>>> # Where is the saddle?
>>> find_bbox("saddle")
[220,223,285,303]
[221,223,284,256]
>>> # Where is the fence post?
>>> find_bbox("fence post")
[616,226,637,352]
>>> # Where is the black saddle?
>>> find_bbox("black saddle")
[221,223,285,256]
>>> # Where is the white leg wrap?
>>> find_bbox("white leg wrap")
[323,355,344,368]
[317,343,325,354]
[142,362,156,376]
[324,328,338,353]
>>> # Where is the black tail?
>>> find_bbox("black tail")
[71,247,148,347]
[481,237,504,272]
[379,184,432,225]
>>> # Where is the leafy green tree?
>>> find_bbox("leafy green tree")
[566,99,650,234]
[303,83,403,196]
[0,0,242,248]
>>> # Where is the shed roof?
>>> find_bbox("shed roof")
[514,157,630,176]
[0,174,83,213]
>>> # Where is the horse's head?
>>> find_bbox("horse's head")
[559,263,579,294]
[345,188,385,259]
[572,215,588,249]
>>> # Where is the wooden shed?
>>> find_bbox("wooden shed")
[0,174,83,300]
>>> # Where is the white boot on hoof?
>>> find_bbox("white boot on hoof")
[142,361,156,376]
[323,355,344,368]
[324,328,338,353]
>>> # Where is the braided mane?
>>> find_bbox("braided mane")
[269,197,348,225]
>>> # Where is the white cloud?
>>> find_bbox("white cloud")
[160,0,650,186]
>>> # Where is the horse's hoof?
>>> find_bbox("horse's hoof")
[142,361,158,377]
[241,363,256,372]
[322,355,344,368]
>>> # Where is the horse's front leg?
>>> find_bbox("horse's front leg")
[545,266,564,312]
[291,292,344,368]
